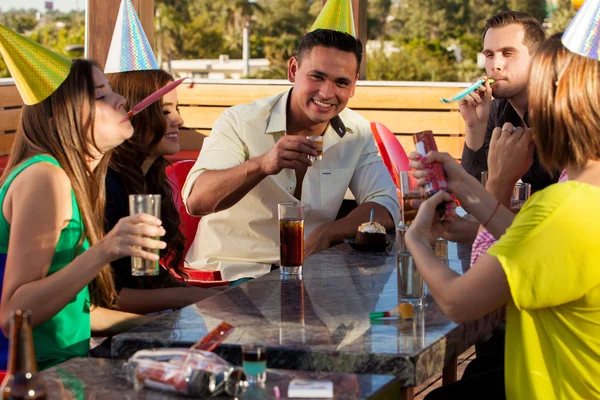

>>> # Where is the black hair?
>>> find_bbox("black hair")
[297,29,362,74]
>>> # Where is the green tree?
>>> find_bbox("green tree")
[181,14,228,59]
[250,0,317,78]
[0,10,85,78]
[367,0,391,40]
[155,2,182,70]
[29,13,85,59]
[0,9,38,33]
[367,39,459,81]
[547,0,576,35]
[508,0,547,23]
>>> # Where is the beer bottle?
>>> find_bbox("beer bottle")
[1,310,47,399]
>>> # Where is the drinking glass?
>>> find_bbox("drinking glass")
[396,223,424,309]
[278,202,304,275]
[511,182,531,213]
[129,194,161,276]
[400,171,425,226]
[241,344,267,385]
[306,136,323,162]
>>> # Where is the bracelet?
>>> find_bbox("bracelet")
[482,200,501,227]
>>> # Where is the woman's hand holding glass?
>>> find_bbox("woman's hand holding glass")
[97,213,167,264]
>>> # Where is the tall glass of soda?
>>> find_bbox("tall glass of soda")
[278,202,304,275]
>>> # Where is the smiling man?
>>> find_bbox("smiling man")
[180,1,398,284]
[459,11,558,193]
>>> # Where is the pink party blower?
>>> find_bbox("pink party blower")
[126,77,186,119]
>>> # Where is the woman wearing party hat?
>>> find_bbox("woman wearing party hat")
[104,0,220,314]
[0,25,166,370]
[409,3,600,399]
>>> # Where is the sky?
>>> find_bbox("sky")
[0,0,82,12]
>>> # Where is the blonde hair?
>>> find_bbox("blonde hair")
[529,33,600,171]
[1,59,117,308]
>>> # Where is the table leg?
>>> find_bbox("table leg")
[400,386,414,400]
[442,356,457,385]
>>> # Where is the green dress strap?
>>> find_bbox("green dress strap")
[0,154,91,370]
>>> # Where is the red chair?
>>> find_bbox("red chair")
[370,122,462,207]
[370,122,410,176]
[165,160,228,287]
[370,122,411,202]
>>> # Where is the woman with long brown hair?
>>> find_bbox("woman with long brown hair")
[106,69,219,314]
[409,33,600,399]
[0,26,166,370]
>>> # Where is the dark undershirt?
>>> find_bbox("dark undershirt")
[460,98,559,193]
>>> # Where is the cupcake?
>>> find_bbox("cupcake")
[355,222,387,246]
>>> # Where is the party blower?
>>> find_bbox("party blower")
[441,78,495,103]
[370,303,414,320]
[126,77,186,119]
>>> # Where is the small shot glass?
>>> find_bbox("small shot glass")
[242,343,267,385]
[306,136,323,162]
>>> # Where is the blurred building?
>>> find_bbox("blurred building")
[168,55,270,80]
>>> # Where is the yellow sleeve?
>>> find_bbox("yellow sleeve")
[487,183,600,310]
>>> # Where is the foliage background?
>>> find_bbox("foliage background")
[0,0,577,81]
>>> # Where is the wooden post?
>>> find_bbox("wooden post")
[320,0,368,79]
[86,0,155,70]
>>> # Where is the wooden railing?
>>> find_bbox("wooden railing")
[0,79,469,159]
[0,81,22,156]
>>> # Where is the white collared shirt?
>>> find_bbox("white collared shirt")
[182,90,399,281]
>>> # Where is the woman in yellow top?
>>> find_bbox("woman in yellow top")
[408,34,600,399]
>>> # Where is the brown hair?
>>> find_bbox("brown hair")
[107,70,186,279]
[529,33,600,171]
[484,11,545,54]
[1,59,117,308]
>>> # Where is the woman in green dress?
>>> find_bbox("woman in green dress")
[0,27,165,369]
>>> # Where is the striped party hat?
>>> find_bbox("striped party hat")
[562,0,600,60]
[0,24,72,105]
[104,0,159,73]
[309,0,356,38]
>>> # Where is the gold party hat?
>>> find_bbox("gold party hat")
[0,24,72,105]
[309,0,356,37]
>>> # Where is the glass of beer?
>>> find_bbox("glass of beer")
[511,182,531,213]
[278,202,304,275]
[400,171,425,226]
[306,136,323,162]
[129,194,161,276]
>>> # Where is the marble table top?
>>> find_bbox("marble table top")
[112,241,503,387]
[40,358,399,399]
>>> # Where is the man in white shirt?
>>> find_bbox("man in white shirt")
[182,28,399,283]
